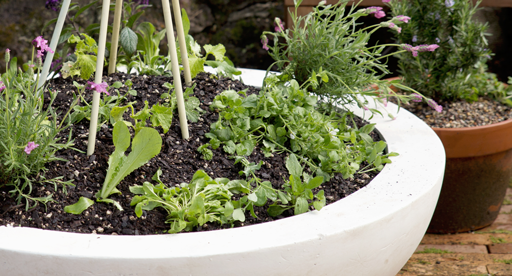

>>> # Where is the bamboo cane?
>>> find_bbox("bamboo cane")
[37,0,72,88]
[87,0,111,156]
[108,0,124,74]
[171,0,191,86]
[161,0,189,139]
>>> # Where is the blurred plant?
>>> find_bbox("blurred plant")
[387,0,512,104]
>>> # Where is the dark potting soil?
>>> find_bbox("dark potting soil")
[0,72,380,235]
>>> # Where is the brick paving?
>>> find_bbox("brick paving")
[397,188,512,276]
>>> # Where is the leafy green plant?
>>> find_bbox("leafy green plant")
[387,0,512,104]
[130,169,250,233]
[268,154,325,216]
[204,72,396,181]
[64,121,162,213]
[61,33,99,80]
[0,45,77,208]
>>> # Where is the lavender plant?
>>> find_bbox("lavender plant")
[387,0,512,103]
[262,0,441,112]
[0,40,78,208]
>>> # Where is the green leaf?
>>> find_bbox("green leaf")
[126,11,144,29]
[150,103,173,133]
[188,55,205,78]
[64,197,95,215]
[294,197,309,215]
[305,176,324,190]
[73,54,96,80]
[204,44,226,61]
[181,8,190,35]
[268,205,288,217]
[233,208,245,222]
[99,122,162,200]
[286,154,303,177]
[224,201,234,217]
[110,105,130,124]
[120,27,138,55]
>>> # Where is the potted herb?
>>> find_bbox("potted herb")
[387,0,512,233]
[0,0,445,275]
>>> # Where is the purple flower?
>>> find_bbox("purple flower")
[261,35,269,51]
[382,0,391,2]
[24,142,39,154]
[87,81,109,96]
[363,106,369,111]
[0,81,5,92]
[412,35,417,42]
[274,18,285,32]
[45,0,62,11]
[411,93,422,102]
[394,15,411,23]
[427,99,443,113]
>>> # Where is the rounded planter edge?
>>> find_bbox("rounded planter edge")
[0,69,446,276]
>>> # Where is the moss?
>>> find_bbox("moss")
[416,248,454,254]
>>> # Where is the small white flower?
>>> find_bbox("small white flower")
[445,0,455,7]
[290,132,296,140]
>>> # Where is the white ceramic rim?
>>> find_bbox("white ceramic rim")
[0,68,445,276]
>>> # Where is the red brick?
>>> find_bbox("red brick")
[489,244,512,254]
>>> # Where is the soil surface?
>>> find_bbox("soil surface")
[0,72,380,235]
[396,97,512,128]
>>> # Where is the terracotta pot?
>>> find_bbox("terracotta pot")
[382,77,512,233]
[428,120,512,233]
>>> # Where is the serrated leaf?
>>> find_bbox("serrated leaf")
[204,44,226,61]
[150,103,173,133]
[64,197,94,215]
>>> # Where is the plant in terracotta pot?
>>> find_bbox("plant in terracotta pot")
[386,0,512,233]
[0,0,447,275]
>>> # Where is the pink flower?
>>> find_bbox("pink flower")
[36,50,45,59]
[363,106,369,111]
[395,15,411,23]
[416,44,439,52]
[427,99,443,113]
[274,18,284,32]
[374,11,386,19]
[24,142,39,154]
[411,93,422,102]
[381,22,401,33]
[401,44,418,57]
[87,81,109,95]
[5,49,10,54]
[0,81,5,92]
[261,35,269,51]
[363,7,386,19]
[32,36,54,54]
[382,0,391,2]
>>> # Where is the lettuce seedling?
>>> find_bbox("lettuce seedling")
[65,121,162,213]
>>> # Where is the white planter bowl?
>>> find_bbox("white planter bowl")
[0,69,445,276]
